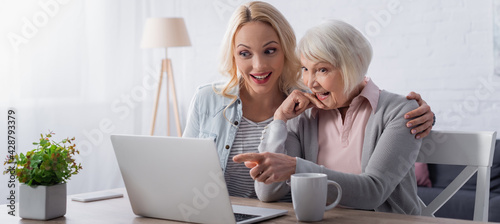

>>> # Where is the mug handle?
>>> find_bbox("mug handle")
[325,180,342,211]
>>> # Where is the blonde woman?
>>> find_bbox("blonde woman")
[184,1,433,199]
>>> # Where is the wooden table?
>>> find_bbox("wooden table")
[0,188,492,224]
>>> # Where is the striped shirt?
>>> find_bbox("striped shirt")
[224,116,273,198]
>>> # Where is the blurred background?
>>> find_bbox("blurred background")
[0,0,499,203]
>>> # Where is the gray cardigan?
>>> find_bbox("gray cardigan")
[256,90,422,215]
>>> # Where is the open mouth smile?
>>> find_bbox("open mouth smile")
[315,91,330,101]
[250,72,272,84]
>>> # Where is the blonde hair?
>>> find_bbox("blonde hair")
[298,20,372,95]
[216,1,303,104]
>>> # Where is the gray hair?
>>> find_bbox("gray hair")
[298,20,372,95]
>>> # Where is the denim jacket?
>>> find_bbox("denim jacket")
[183,82,242,172]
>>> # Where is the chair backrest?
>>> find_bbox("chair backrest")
[416,130,497,222]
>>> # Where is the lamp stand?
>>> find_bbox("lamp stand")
[150,49,182,136]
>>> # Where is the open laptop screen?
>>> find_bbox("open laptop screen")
[111,135,286,224]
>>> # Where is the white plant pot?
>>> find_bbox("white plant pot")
[19,183,67,220]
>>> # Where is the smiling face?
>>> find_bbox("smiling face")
[301,55,353,110]
[234,21,285,96]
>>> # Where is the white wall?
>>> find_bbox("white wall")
[0,0,498,205]
[171,0,499,134]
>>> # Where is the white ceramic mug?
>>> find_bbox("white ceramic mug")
[290,173,342,222]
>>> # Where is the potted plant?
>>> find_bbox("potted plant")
[4,131,83,220]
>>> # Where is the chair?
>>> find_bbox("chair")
[416,130,497,222]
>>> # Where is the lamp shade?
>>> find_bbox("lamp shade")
[140,17,191,48]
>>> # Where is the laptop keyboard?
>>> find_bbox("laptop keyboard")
[234,213,260,222]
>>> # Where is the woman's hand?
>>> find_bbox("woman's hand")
[405,92,434,139]
[274,90,325,122]
[233,152,296,184]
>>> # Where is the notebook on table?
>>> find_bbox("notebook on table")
[110,134,287,224]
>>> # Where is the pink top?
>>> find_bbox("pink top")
[314,77,380,174]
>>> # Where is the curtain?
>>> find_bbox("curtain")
[0,0,160,201]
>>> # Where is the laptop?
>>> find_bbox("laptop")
[110,134,287,224]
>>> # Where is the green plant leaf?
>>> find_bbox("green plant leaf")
[3,131,82,186]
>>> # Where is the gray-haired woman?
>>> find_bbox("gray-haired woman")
[235,20,423,215]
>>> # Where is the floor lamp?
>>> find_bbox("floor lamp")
[140,18,191,136]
